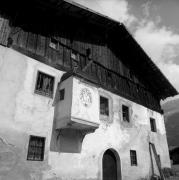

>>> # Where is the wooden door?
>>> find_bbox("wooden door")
[103,150,118,180]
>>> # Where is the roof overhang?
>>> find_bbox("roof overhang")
[1,0,178,99]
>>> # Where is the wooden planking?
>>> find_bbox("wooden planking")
[63,47,71,68]
[36,35,46,56]
[56,44,64,66]
[18,30,28,48]
[26,32,37,53]
[7,22,161,112]
[0,17,10,46]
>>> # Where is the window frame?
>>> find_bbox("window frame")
[130,150,137,166]
[99,92,113,124]
[122,104,130,122]
[49,37,59,50]
[100,96,109,116]
[150,117,157,132]
[59,88,65,101]
[71,50,79,62]
[34,71,55,98]
[27,135,46,161]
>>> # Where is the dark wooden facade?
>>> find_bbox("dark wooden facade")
[0,0,177,113]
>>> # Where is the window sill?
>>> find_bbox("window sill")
[100,114,113,124]
[34,90,53,99]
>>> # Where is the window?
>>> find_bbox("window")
[122,105,129,122]
[150,118,157,132]
[100,96,109,116]
[71,50,79,61]
[60,89,65,101]
[71,50,79,69]
[49,38,58,49]
[27,136,45,161]
[130,150,137,166]
[35,71,55,98]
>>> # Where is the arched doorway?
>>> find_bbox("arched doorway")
[102,149,121,180]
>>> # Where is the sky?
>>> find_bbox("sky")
[70,0,179,145]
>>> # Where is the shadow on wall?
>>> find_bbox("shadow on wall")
[50,87,83,153]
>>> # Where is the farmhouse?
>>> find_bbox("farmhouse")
[0,0,177,180]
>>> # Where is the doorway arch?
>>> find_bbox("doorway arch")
[102,149,121,180]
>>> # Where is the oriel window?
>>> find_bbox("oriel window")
[35,71,55,98]
[130,150,137,166]
[122,105,129,122]
[27,136,45,161]
[100,96,109,116]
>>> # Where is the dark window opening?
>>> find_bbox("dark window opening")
[150,118,157,132]
[130,150,137,166]
[100,96,109,116]
[49,38,58,49]
[27,136,45,161]
[86,48,91,58]
[60,89,65,101]
[122,105,129,122]
[35,71,55,98]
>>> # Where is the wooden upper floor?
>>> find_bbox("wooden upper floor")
[0,0,177,113]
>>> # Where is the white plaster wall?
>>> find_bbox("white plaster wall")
[0,45,171,180]
[71,78,100,125]
[0,46,64,180]
[55,77,73,129]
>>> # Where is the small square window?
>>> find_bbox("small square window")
[100,96,109,116]
[27,136,45,161]
[130,150,137,166]
[49,38,58,49]
[122,105,129,122]
[35,71,55,98]
[150,118,157,132]
[60,89,65,101]
[71,50,79,61]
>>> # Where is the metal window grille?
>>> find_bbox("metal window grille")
[27,136,45,161]
[150,118,157,132]
[122,105,129,122]
[130,150,137,166]
[35,71,55,98]
[100,96,109,116]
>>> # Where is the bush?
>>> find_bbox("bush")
[162,167,176,177]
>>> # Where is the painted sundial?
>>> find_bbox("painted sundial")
[80,88,92,107]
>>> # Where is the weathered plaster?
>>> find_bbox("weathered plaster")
[0,46,171,180]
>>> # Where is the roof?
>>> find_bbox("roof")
[58,0,178,99]
[1,0,178,99]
